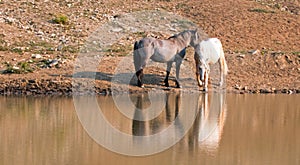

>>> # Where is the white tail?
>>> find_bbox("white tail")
[219,46,228,76]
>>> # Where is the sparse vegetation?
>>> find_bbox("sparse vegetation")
[0,46,8,51]
[28,41,55,54]
[10,47,24,55]
[249,0,299,15]
[175,3,188,9]
[248,8,275,13]
[133,31,147,38]
[61,45,79,53]
[3,61,34,74]
[292,52,300,55]
[53,14,69,24]
[103,44,132,56]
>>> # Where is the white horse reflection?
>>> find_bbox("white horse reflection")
[197,92,227,152]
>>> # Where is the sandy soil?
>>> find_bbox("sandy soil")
[0,0,299,95]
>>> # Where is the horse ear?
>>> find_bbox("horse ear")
[195,29,199,41]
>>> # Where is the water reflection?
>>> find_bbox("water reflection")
[197,93,227,153]
[126,91,227,155]
[131,92,181,136]
[92,92,199,155]
[1,94,300,164]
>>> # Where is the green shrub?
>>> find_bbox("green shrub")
[53,14,69,25]
[2,61,34,74]
[248,8,275,13]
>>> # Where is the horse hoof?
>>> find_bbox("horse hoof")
[203,88,208,92]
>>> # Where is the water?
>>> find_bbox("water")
[0,94,299,165]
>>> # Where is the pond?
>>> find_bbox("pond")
[0,93,299,165]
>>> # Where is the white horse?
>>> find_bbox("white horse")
[133,30,200,88]
[194,38,228,91]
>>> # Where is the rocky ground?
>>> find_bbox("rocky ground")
[0,0,299,95]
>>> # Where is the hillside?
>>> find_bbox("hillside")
[0,0,299,95]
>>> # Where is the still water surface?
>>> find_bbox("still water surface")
[1,93,299,165]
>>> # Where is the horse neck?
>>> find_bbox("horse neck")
[173,35,191,49]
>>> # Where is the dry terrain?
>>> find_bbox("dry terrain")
[0,0,299,95]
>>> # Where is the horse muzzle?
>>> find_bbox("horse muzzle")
[196,66,207,87]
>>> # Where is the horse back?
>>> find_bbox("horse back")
[200,38,223,64]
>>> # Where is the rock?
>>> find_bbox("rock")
[237,54,245,58]
[57,44,63,51]
[0,17,5,23]
[170,28,177,32]
[274,89,281,93]
[248,49,260,55]
[49,59,59,67]
[36,31,44,35]
[12,66,20,70]
[50,33,56,38]
[4,17,16,24]
[111,27,123,32]
[28,79,36,84]
[234,84,241,90]
[31,54,42,59]
[260,89,272,93]
[285,55,293,63]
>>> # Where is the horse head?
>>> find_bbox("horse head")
[194,43,210,88]
[189,29,200,48]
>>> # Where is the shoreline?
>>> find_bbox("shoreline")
[0,77,299,96]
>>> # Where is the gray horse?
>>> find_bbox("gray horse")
[133,30,200,88]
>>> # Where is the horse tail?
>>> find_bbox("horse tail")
[133,41,140,71]
[220,46,228,76]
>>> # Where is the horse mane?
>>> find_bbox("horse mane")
[168,30,193,39]
[167,30,194,46]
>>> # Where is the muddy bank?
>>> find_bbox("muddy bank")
[0,74,299,96]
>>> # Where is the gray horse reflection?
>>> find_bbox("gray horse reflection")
[131,92,183,136]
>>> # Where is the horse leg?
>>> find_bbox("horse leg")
[164,62,172,87]
[195,60,203,87]
[136,69,144,88]
[196,72,203,87]
[175,60,182,88]
[219,60,223,87]
[203,68,209,92]
[134,52,149,88]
